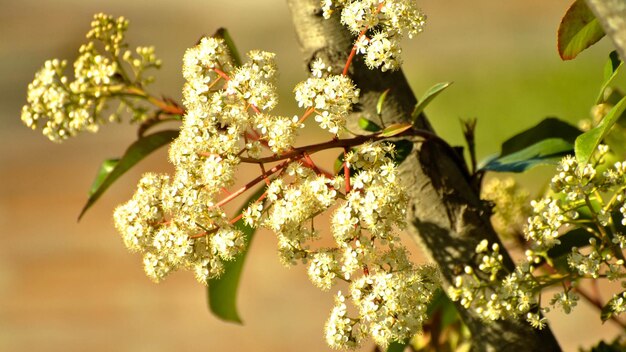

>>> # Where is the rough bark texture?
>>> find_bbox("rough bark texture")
[285,1,563,351]
[586,0,626,62]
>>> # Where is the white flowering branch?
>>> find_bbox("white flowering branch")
[286,0,563,350]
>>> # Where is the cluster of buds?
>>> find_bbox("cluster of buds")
[321,0,426,71]
[21,13,162,142]
[451,145,626,328]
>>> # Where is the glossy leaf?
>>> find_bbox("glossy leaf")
[481,138,573,172]
[547,228,596,259]
[386,341,408,352]
[558,0,605,60]
[334,152,345,175]
[214,28,242,67]
[208,186,266,323]
[479,117,581,172]
[388,139,414,165]
[601,292,626,322]
[380,123,413,137]
[78,130,179,220]
[500,117,581,156]
[586,338,626,351]
[87,158,120,197]
[411,82,452,123]
[597,51,623,103]
[358,117,382,132]
[575,95,626,164]
[377,89,390,115]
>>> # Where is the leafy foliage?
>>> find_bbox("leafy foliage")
[207,186,266,323]
[575,95,626,163]
[411,82,452,123]
[480,118,581,172]
[78,130,179,220]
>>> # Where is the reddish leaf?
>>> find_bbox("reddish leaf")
[558,0,605,60]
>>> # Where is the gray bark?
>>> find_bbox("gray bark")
[586,0,626,62]
[285,1,562,351]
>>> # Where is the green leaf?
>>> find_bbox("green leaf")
[597,51,623,103]
[208,186,266,323]
[334,150,359,177]
[601,293,625,322]
[557,0,605,60]
[426,289,461,327]
[377,89,390,115]
[358,117,382,132]
[214,28,242,67]
[386,340,408,352]
[334,152,346,175]
[601,302,613,322]
[587,338,626,352]
[575,95,626,164]
[547,228,595,259]
[87,158,120,197]
[481,138,573,172]
[388,139,413,165]
[411,82,452,123]
[603,51,622,90]
[500,117,581,156]
[380,123,413,137]
[78,130,179,220]
[479,117,581,172]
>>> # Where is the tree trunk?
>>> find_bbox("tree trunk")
[585,0,626,62]
[285,1,562,351]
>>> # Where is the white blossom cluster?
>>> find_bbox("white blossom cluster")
[294,71,360,134]
[112,36,441,349]
[21,13,161,142]
[115,37,286,284]
[254,143,440,349]
[451,145,626,328]
[448,240,544,326]
[321,0,426,71]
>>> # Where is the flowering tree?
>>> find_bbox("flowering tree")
[19,0,626,351]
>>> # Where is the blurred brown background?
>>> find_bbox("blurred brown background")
[0,0,622,351]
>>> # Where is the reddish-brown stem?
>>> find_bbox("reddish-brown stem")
[190,191,269,239]
[301,152,333,178]
[124,87,184,116]
[259,162,272,186]
[212,67,231,81]
[298,107,316,124]
[244,130,268,148]
[239,126,426,164]
[189,231,211,239]
[211,67,263,115]
[216,159,293,208]
[198,151,222,158]
[343,147,351,193]
[149,97,185,115]
[342,45,358,76]
[247,102,262,115]
[207,76,223,91]
[342,1,385,76]
[230,191,269,225]
[230,213,244,224]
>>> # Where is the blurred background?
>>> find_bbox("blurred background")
[0,0,622,350]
